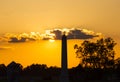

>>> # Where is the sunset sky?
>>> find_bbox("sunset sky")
[0,0,120,68]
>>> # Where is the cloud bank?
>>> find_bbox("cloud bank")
[50,28,99,40]
[0,28,102,43]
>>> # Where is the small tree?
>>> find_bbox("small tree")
[74,37,116,68]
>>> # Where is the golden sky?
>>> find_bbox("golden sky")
[0,0,120,35]
[0,28,119,68]
[0,0,120,68]
[0,40,81,68]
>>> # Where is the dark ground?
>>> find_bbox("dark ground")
[0,77,120,82]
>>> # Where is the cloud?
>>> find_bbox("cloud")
[0,47,12,50]
[8,37,26,43]
[67,29,98,39]
[49,28,100,40]
[0,28,102,43]
[8,37,37,43]
[5,32,41,43]
[51,30,62,40]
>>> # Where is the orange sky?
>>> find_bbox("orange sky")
[0,32,119,68]
[0,0,120,35]
[0,0,120,68]
[0,40,81,68]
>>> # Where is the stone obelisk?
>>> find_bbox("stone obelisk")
[60,34,69,82]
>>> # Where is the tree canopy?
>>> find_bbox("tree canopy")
[74,37,116,68]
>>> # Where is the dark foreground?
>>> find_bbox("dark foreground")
[0,77,120,82]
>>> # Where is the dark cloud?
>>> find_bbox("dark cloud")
[67,29,97,39]
[28,38,36,41]
[8,37,37,43]
[8,37,26,43]
[42,37,51,40]
[50,29,98,40]
[51,30,62,40]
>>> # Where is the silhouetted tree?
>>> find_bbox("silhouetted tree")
[48,66,61,76]
[0,64,7,76]
[23,64,47,76]
[7,61,23,82]
[114,57,120,77]
[74,37,116,69]
[115,57,120,68]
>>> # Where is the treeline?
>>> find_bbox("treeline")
[0,61,120,81]
[69,63,120,81]
[0,62,60,80]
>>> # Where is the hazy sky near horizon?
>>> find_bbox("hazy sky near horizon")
[0,0,120,35]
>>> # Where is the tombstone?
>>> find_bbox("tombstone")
[7,61,21,82]
[60,34,69,82]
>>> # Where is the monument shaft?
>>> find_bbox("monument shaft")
[60,35,69,82]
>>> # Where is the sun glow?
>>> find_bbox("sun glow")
[49,39,55,42]
[62,28,70,35]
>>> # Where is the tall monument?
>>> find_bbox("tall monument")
[60,34,69,82]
